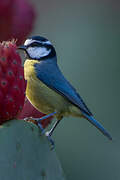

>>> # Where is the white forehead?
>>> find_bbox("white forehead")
[24,39,51,46]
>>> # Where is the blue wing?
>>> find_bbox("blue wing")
[34,60,112,140]
[34,60,92,116]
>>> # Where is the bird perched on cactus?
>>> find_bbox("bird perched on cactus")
[19,36,112,147]
[0,40,26,123]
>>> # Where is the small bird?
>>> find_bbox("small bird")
[19,36,112,147]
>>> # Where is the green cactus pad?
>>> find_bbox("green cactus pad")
[0,120,66,180]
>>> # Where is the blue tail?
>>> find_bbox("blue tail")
[82,112,112,140]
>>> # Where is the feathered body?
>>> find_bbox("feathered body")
[24,58,85,120]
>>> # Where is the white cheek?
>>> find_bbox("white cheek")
[27,47,51,59]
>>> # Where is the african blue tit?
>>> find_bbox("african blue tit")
[19,36,112,146]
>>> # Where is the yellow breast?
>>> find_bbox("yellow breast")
[24,60,71,115]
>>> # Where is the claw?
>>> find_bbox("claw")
[24,117,35,121]
[24,117,45,135]
[24,117,31,121]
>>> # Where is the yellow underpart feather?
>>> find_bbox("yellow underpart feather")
[24,60,82,119]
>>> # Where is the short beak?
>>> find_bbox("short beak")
[18,45,27,51]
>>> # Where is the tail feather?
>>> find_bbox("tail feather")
[82,112,112,140]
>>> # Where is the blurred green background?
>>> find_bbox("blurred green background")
[31,0,120,179]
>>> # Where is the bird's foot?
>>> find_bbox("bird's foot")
[24,117,45,135]
[24,115,55,149]
[24,117,34,121]
[28,112,56,123]
[45,131,55,150]
[24,117,44,122]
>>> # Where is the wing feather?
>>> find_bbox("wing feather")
[34,60,92,116]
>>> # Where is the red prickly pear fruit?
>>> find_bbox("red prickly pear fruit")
[0,40,26,123]
[11,0,36,45]
[0,0,13,15]
[0,0,36,45]
[18,98,53,129]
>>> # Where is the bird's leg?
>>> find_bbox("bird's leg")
[45,117,62,149]
[24,112,57,134]
[37,112,57,135]
[24,112,57,122]
[45,119,61,137]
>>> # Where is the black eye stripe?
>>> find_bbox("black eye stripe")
[30,42,40,47]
